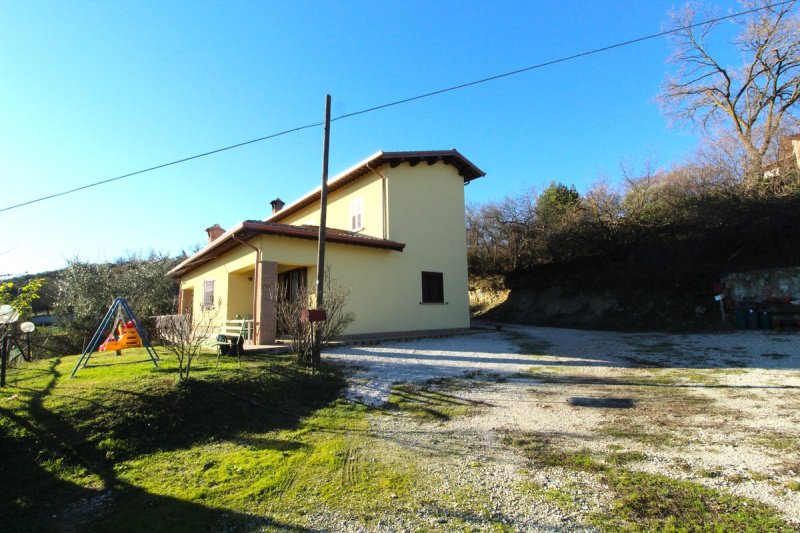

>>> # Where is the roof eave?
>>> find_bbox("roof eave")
[170,221,405,278]
[266,149,484,223]
[168,222,246,277]
[264,151,385,223]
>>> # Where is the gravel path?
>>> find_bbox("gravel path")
[325,332,535,406]
[323,326,800,530]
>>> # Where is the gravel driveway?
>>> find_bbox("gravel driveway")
[324,326,800,530]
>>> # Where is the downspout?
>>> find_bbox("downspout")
[232,236,260,345]
[366,164,388,240]
[177,281,183,314]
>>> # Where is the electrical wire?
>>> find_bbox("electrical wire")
[0,0,793,214]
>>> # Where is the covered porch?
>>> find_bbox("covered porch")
[224,261,313,346]
[169,220,407,347]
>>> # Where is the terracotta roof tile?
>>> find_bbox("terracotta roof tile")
[169,220,405,277]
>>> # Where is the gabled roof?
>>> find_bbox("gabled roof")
[266,149,485,223]
[169,221,405,277]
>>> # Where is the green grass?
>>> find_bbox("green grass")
[597,469,791,532]
[749,471,771,482]
[505,331,553,356]
[752,433,800,453]
[502,434,605,472]
[504,432,794,532]
[606,450,647,466]
[599,424,675,447]
[387,382,487,421]
[521,480,579,512]
[0,348,418,532]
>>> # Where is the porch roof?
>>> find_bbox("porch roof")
[168,220,406,277]
[266,149,485,223]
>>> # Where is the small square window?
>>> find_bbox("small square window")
[421,271,444,303]
[203,279,215,308]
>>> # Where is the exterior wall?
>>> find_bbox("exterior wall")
[383,162,470,331]
[180,160,472,340]
[178,244,256,329]
[279,172,386,238]
[263,161,470,335]
[227,270,254,319]
[254,261,278,344]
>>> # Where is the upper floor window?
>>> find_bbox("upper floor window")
[350,198,363,231]
[203,279,215,308]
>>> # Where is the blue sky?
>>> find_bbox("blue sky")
[0,0,747,275]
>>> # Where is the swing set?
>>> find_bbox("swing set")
[69,297,159,378]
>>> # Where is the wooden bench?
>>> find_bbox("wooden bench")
[215,319,246,368]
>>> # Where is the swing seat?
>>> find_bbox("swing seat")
[98,322,143,352]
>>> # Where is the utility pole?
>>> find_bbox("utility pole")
[312,94,332,365]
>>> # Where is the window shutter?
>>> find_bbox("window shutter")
[421,272,444,303]
[350,198,363,230]
[203,279,215,308]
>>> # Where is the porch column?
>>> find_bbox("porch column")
[254,260,278,345]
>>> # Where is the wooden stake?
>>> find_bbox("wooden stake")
[1,334,8,387]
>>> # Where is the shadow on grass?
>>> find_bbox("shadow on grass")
[71,361,345,460]
[387,384,491,422]
[0,357,343,531]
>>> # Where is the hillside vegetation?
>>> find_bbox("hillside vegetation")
[468,151,800,330]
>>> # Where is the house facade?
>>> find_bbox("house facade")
[168,150,485,345]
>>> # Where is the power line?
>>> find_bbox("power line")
[1,0,793,214]
[331,0,795,121]
[0,122,324,213]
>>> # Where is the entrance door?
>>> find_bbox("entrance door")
[180,289,194,316]
[278,268,307,303]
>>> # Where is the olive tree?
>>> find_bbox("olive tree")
[0,278,45,318]
[54,253,180,335]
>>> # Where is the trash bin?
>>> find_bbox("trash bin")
[747,308,758,329]
[758,311,771,330]
[735,309,748,329]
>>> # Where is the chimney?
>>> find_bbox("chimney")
[205,224,225,243]
[270,198,285,214]
[794,138,800,168]
[778,134,800,168]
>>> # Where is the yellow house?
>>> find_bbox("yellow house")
[168,150,485,345]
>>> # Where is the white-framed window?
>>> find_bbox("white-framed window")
[203,279,215,308]
[350,197,363,231]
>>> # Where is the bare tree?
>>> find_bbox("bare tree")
[154,303,220,381]
[660,0,800,174]
[273,268,354,365]
[273,288,313,363]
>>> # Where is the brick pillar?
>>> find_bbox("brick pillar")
[254,261,278,345]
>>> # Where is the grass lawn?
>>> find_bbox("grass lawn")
[3,339,797,531]
[0,349,414,532]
